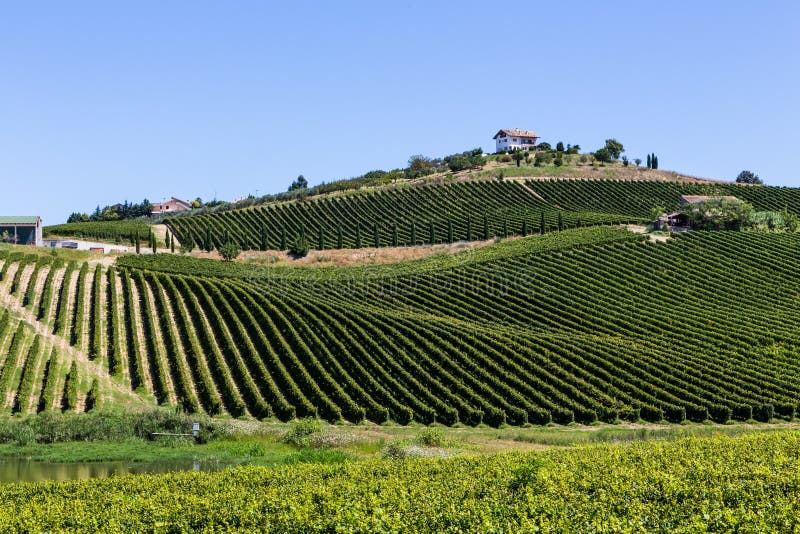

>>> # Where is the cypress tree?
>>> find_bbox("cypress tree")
[466,216,472,241]
[653,155,659,169]
[647,154,651,169]
[557,212,563,231]
[428,221,435,244]
[165,232,170,250]
[336,225,343,249]
[521,219,528,236]
[540,211,546,234]
[391,224,398,247]
[205,227,213,252]
[280,226,287,250]
[410,222,416,245]
[355,223,362,248]
[134,231,140,254]
[170,233,175,253]
[502,219,508,238]
[373,224,380,248]
[483,215,489,240]
[447,219,454,242]
[260,225,268,251]
[318,226,324,250]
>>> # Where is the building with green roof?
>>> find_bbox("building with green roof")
[0,216,42,246]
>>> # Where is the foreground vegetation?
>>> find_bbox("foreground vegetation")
[0,431,798,531]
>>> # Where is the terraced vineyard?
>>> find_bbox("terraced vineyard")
[531,179,800,217]
[164,181,634,251]
[3,225,800,425]
[155,178,800,252]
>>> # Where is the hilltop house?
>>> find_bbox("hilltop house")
[493,129,540,152]
[151,197,192,215]
[0,216,43,246]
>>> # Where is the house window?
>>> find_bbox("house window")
[513,138,518,142]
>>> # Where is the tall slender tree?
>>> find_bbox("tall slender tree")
[428,221,435,244]
[466,215,472,241]
[410,221,416,246]
[540,210,546,234]
[317,226,325,250]
[391,224,398,247]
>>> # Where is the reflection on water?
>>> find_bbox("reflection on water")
[0,458,233,484]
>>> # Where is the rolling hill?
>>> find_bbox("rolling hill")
[3,215,800,425]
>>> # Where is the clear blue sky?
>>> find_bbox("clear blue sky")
[1,1,798,224]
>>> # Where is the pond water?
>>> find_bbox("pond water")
[0,458,234,484]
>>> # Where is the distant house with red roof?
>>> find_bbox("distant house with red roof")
[151,197,192,215]
[493,129,540,152]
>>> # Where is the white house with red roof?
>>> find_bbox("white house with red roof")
[493,129,540,152]
[151,197,192,215]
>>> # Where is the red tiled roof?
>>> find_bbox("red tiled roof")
[493,129,540,139]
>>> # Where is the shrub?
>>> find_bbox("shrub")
[218,241,241,261]
[288,235,309,258]
[416,428,445,447]
[284,418,323,447]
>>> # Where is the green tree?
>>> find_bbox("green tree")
[336,225,343,248]
[391,224,398,247]
[735,170,763,184]
[604,139,625,160]
[513,149,523,167]
[289,175,309,191]
[466,216,472,241]
[447,219,454,242]
[647,154,652,169]
[681,198,754,230]
[373,224,380,248]
[593,148,612,163]
[280,226,287,250]
[288,234,309,258]
[653,155,658,169]
[540,211,546,234]
[409,221,416,245]
[521,219,528,236]
[428,221,435,244]
[483,215,489,240]
[556,141,565,152]
[219,241,241,261]
[557,212,564,231]
[317,226,325,250]
[355,223,362,248]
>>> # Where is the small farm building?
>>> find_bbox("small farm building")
[493,129,540,152]
[0,216,43,246]
[151,197,192,215]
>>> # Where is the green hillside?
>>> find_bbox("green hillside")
[4,223,800,425]
[164,180,634,251]
[159,177,800,252]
